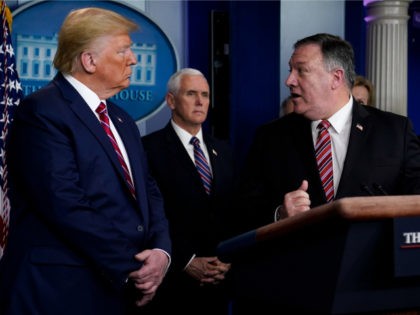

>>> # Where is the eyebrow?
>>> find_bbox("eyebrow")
[184,88,209,94]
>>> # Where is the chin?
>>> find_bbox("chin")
[120,82,130,89]
[293,106,303,114]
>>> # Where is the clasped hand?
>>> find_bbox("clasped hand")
[185,256,231,286]
[128,249,169,307]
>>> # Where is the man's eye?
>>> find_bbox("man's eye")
[118,48,131,55]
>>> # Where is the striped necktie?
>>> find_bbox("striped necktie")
[190,136,212,195]
[315,120,334,202]
[96,102,136,199]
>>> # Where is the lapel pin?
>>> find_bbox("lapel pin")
[117,116,123,123]
[356,123,364,131]
[212,149,218,156]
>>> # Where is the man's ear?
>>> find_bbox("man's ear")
[331,68,345,90]
[80,51,96,74]
[166,93,176,110]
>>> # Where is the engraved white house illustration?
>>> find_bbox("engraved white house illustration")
[11,1,178,122]
[16,34,157,87]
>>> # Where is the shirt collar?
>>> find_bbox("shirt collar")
[63,73,103,111]
[171,119,204,147]
[312,95,353,134]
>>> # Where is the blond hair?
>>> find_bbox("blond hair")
[53,7,138,74]
[353,75,375,106]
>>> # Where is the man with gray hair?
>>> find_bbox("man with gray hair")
[141,68,236,315]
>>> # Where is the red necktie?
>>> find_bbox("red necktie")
[190,136,212,195]
[96,102,136,199]
[315,120,334,202]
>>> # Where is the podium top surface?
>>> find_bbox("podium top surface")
[257,195,420,242]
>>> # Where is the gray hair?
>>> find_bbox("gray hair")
[167,68,205,94]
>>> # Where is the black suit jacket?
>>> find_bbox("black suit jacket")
[238,101,420,231]
[142,122,236,271]
[141,122,236,314]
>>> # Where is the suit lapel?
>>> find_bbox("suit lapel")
[204,135,220,192]
[165,124,213,194]
[54,74,137,200]
[296,117,328,203]
[336,102,370,197]
[165,124,204,176]
[108,105,144,200]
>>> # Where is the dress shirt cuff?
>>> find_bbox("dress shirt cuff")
[123,249,171,286]
[153,248,171,274]
[274,205,284,222]
[183,254,196,271]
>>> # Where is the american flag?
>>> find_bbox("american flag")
[0,0,22,259]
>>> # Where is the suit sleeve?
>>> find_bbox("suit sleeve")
[402,118,420,193]
[7,99,145,290]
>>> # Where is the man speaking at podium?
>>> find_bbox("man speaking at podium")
[229,32,420,315]
[238,33,420,231]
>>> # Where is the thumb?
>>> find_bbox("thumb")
[134,250,150,262]
[298,180,309,192]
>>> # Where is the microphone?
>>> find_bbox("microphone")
[373,183,388,195]
[361,184,375,196]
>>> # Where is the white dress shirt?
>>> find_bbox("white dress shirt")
[170,119,213,175]
[311,96,353,195]
[63,74,133,180]
[274,96,354,222]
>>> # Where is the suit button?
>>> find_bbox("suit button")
[137,225,143,232]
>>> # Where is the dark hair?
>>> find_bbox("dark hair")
[294,33,356,89]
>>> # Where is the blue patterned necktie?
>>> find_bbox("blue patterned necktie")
[190,136,212,195]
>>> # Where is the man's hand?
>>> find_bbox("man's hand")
[185,256,231,285]
[128,249,169,307]
[281,180,311,218]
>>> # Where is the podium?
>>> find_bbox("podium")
[218,196,420,314]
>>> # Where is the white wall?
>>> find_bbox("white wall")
[129,0,184,135]
[280,0,345,105]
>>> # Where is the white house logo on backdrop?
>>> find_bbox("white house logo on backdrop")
[12,0,178,122]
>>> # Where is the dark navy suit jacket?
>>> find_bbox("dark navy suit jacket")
[238,102,420,231]
[141,122,237,314]
[0,73,171,315]
[142,122,236,271]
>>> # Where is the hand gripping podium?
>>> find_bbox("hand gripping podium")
[218,196,420,314]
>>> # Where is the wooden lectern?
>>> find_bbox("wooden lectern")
[217,196,420,314]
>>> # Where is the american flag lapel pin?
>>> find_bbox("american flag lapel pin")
[356,123,364,131]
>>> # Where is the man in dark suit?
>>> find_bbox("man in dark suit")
[0,8,171,315]
[141,68,236,315]
[230,31,420,315]
[238,33,420,231]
